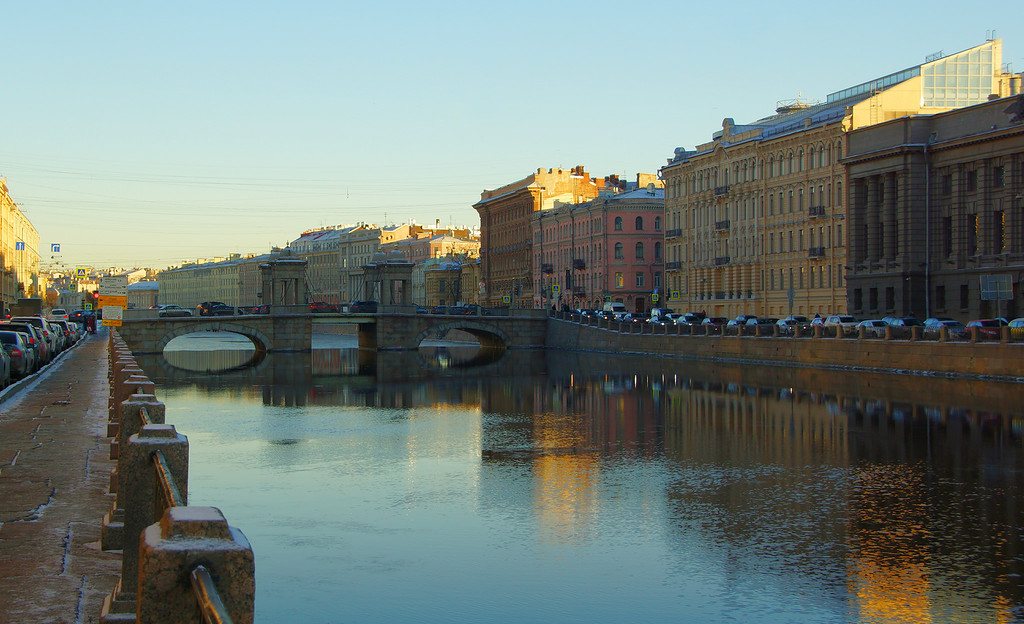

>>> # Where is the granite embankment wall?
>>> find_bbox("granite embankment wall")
[546,319,1023,379]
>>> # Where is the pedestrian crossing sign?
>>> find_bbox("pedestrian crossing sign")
[76,267,88,278]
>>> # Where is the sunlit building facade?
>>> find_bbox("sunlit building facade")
[661,39,1020,318]
[474,167,604,307]
[0,178,40,307]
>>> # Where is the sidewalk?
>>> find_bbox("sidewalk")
[0,329,121,624]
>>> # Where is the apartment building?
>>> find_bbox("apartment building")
[474,167,604,307]
[0,178,40,307]
[532,177,664,312]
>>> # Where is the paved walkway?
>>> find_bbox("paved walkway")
[0,329,121,624]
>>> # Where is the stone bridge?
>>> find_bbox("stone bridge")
[116,308,550,354]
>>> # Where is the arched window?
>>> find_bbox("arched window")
[614,217,623,231]
[654,242,662,260]
[635,242,644,260]
[614,242,623,259]
[654,216,662,231]
[635,216,644,230]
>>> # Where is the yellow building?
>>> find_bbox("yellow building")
[662,39,1020,319]
[0,178,41,308]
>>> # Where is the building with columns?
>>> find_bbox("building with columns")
[844,94,1024,320]
[661,39,1020,319]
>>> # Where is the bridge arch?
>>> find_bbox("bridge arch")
[413,320,510,350]
[156,322,272,354]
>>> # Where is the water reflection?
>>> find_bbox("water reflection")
[140,343,1024,623]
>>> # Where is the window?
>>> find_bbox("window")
[869,288,878,310]
[635,216,644,231]
[654,216,662,231]
[935,284,946,310]
[885,287,894,311]
[854,289,863,311]
[654,242,662,260]
[654,271,662,288]
[614,243,623,259]
[635,272,645,288]
[614,217,623,231]
[966,170,978,192]
[941,174,953,195]
[993,165,1005,188]
[635,242,644,260]
[968,214,979,255]
[615,272,623,288]
[960,283,969,309]
[994,211,1005,253]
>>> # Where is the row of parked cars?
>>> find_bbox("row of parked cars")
[569,306,1023,339]
[0,312,88,387]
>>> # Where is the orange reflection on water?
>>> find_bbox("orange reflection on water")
[532,412,599,545]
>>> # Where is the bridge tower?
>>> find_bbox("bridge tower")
[363,250,413,305]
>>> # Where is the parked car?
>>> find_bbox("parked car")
[966,319,1004,339]
[855,319,889,337]
[622,312,650,324]
[702,317,727,327]
[923,317,955,330]
[887,317,925,328]
[158,304,193,318]
[933,319,967,338]
[10,316,60,358]
[1009,317,1024,339]
[309,301,340,313]
[349,301,378,314]
[0,329,33,379]
[679,312,707,326]
[48,308,69,321]
[2,322,48,367]
[733,314,758,325]
[746,317,779,333]
[196,301,234,316]
[824,315,859,336]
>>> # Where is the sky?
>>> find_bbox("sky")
[2,1,1021,271]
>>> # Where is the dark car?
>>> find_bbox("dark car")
[309,301,340,313]
[0,330,33,378]
[0,323,46,368]
[196,302,234,316]
[349,301,378,314]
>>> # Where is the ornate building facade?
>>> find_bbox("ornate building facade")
[661,39,1020,319]
[0,178,40,308]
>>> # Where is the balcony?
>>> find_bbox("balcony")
[714,219,730,233]
[665,261,682,270]
[808,205,826,217]
[808,246,826,258]
[541,263,553,274]
[666,228,682,239]
[714,185,730,197]
[573,259,586,270]
[714,256,730,266]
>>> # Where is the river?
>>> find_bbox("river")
[132,332,1024,623]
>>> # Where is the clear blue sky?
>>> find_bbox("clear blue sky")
[2,1,1020,270]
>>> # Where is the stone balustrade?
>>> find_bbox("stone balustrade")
[101,330,254,624]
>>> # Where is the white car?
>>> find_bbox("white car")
[824,315,859,336]
[855,319,888,337]
[47,308,69,321]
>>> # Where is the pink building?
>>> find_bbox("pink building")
[531,179,665,312]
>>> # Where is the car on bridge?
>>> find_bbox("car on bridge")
[197,302,235,316]
[157,305,192,318]
[348,301,378,314]
[309,301,340,313]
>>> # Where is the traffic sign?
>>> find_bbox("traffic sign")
[51,243,60,253]
[503,295,511,304]
[99,295,128,308]
[76,267,88,278]
[552,284,560,295]
[102,305,123,327]
[652,293,659,303]
[15,242,24,251]
[99,276,128,297]
[84,303,93,311]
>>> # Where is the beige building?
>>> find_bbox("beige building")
[0,178,40,308]
[158,253,269,309]
[662,39,1020,319]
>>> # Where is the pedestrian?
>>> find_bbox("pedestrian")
[87,314,96,334]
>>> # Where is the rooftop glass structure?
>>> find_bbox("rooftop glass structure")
[825,40,1002,108]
